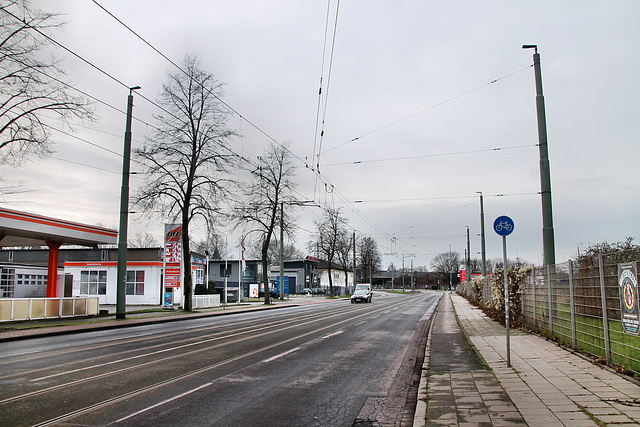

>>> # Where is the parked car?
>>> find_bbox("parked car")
[301,288,312,295]
[351,289,371,303]
[311,287,325,295]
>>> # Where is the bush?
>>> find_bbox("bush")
[469,275,485,305]
[484,266,531,326]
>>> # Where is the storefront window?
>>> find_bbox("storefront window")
[80,270,107,295]
[126,270,145,295]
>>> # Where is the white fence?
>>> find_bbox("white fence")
[192,294,220,309]
[0,297,99,322]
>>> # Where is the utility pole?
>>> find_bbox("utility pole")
[410,259,414,291]
[466,226,471,293]
[352,231,356,294]
[116,86,140,320]
[477,192,487,277]
[523,44,555,266]
[448,244,453,290]
[279,201,284,300]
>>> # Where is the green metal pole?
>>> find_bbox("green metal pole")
[279,201,284,300]
[478,192,486,277]
[116,87,139,320]
[524,45,555,266]
[352,231,356,294]
[466,226,471,292]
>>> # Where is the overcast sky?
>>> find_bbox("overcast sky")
[2,0,639,270]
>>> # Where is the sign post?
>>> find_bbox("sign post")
[494,215,515,366]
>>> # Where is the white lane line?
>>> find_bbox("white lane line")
[321,330,344,340]
[263,347,301,363]
[114,382,213,424]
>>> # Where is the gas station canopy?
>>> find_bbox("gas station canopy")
[0,207,118,297]
[0,207,117,248]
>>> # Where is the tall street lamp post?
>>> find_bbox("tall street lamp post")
[477,192,486,277]
[523,44,555,266]
[116,86,141,320]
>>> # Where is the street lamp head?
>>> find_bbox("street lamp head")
[129,85,141,94]
[522,44,538,53]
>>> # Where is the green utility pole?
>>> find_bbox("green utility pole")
[524,45,555,266]
[352,231,356,293]
[279,201,284,300]
[116,86,140,320]
[477,192,486,277]
[466,226,471,292]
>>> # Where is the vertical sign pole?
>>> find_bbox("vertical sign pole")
[503,234,510,367]
[494,215,514,368]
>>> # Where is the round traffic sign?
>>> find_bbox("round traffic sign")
[494,216,514,236]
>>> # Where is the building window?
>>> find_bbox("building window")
[80,270,107,295]
[220,264,231,277]
[126,271,145,295]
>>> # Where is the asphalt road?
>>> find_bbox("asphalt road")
[0,291,440,427]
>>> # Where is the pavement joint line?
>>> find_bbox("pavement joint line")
[450,292,640,426]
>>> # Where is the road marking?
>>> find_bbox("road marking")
[263,347,301,363]
[114,382,213,424]
[321,330,344,339]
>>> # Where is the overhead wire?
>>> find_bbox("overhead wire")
[314,0,341,201]
[323,144,538,167]
[320,65,534,155]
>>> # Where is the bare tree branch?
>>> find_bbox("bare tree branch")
[0,0,95,166]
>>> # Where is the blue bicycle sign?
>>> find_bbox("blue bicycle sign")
[494,216,515,236]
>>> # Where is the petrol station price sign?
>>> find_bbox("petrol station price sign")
[164,224,182,288]
[618,262,640,335]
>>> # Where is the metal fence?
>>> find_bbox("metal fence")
[521,250,640,376]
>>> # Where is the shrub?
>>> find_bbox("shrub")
[484,266,531,326]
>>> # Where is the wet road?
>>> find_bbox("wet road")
[0,291,440,426]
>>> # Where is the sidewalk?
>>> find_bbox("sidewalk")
[416,292,640,426]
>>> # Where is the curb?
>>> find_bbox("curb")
[0,303,298,343]
[412,293,442,427]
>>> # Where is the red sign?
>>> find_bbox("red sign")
[164,224,182,288]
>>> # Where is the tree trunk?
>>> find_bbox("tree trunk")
[328,265,334,297]
[262,239,270,305]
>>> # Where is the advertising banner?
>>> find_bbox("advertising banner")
[164,224,182,288]
[618,262,639,335]
[249,284,259,298]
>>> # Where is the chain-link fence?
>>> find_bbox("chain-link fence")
[521,249,640,376]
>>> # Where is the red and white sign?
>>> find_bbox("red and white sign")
[164,224,182,288]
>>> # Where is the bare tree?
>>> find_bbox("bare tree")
[247,239,303,263]
[357,236,381,283]
[430,251,461,287]
[134,54,237,311]
[236,141,297,304]
[128,232,159,248]
[0,0,94,166]
[191,229,227,260]
[308,207,348,297]
[335,232,353,292]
